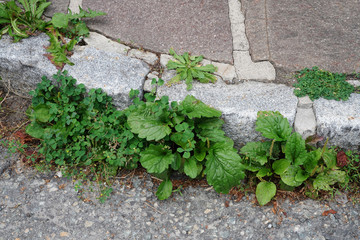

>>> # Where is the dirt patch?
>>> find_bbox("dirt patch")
[0,87,31,138]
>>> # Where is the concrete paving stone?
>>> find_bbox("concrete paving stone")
[233,51,276,81]
[228,0,249,51]
[44,0,69,17]
[0,34,57,95]
[64,47,150,110]
[128,49,158,66]
[157,80,297,146]
[83,32,130,55]
[212,62,237,84]
[298,96,313,109]
[82,0,234,63]
[243,0,360,78]
[294,108,316,140]
[313,94,360,150]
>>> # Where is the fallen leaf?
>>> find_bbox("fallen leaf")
[322,210,337,216]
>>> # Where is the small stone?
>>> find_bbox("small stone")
[267,224,272,229]
[204,209,212,214]
[294,108,316,139]
[24,228,29,233]
[85,221,94,228]
[143,80,155,93]
[60,232,69,237]
[49,187,58,192]
[84,32,129,55]
[212,61,237,83]
[55,171,62,178]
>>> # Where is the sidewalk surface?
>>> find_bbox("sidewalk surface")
[1,0,360,239]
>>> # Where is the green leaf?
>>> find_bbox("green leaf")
[156,179,173,200]
[140,144,174,173]
[184,157,198,179]
[196,118,224,130]
[272,159,291,175]
[194,142,206,161]
[313,170,346,191]
[171,152,182,171]
[51,12,69,29]
[285,132,307,166]
[323,148,337,169]
[240,142,271,165]
[127,108,171,141]
[256,168,272,178]
[33,104,51,123]
[280,165,303,187]
[180,95,221,119]
[255,111,292,141]
[205,142,245,194]
[26,121,45,139]
[304,150,321,174]
[295,169,309,182]
[194,65,217,73]
[256,182,276,206]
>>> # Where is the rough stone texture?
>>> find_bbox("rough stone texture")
[63,47,150,110]
[0,146,17,177]
[0,34,57,95]
[82,0,234,63]
[240,0,269,61]
[294,108,317,140]
[157,80,297,146]
[1,165,359,240]
[314,94,360,150]
[233,51,276,81]
[128,49,158,66]
[228,0,249,51]
[44,0,69,17]
[242,0,360,77]
[84,32,130,55]
[298,96,313,109]
[212,62,237,84]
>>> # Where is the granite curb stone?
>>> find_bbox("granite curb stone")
[157,80,298,146]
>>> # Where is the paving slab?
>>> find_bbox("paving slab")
[82,0,234,63]
[44,0,69,17]
[242,0,360,80]
[314,94,360,151]
[157,79,298,146]
[64,46,150,110]
[0,34,149,110]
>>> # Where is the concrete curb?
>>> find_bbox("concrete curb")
[0,0,359,150]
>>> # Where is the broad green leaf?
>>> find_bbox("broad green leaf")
[285,132,307,166]
[240,142,271,166]
[168,74,181,86]
[33,104,50,123]
[26,121,45,139]
[256,181,276,206]
[295,169,309,182]
[184,157,198,179]
[242,162,263,172]
[196,118,224,130]
[198,128,228,142]
[205,142,245,194]
[272,159,291,175]
[51,12,68,29]
[304,150,321,174]
[194,142,206,161]
[166,61,184,69]
[140,144,174,173]
[313,170,345,191]
[156,179,173,200]
[171,152,182,171]
[180,95,221,119]
[280,165,303,187]
[323,148,337,169]
[256,168,272,178]
[128,109,171,141]
[255,111,292,141]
